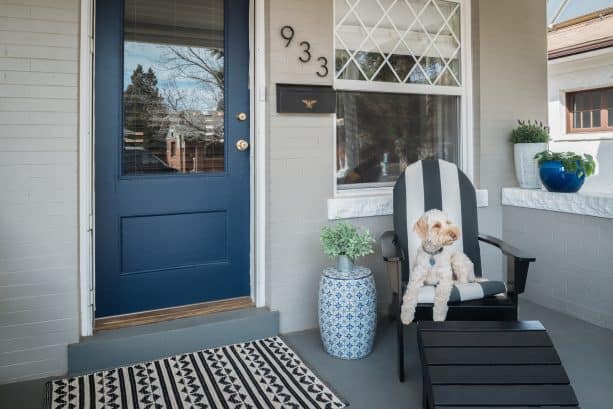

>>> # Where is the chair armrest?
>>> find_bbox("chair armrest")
[478,234,535,295]
[381,231,404,262]
[478,234,535,262]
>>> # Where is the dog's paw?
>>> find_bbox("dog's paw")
[432,311,447,322]
[432,306,448,322]
[400,306,414,324]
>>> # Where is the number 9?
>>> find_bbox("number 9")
[280,26,294,48]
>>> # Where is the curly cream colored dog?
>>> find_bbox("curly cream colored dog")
[400,209,475,323]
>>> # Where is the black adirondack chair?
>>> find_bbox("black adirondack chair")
[380,159,535,382]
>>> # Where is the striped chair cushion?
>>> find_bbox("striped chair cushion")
[416,281,507,304]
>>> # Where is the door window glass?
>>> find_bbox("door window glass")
[123,0,224,175]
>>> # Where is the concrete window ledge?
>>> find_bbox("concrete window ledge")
[502,187,613,219]
[328,189,489,220]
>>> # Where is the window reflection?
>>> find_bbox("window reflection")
[122,0,224,175]
[336,91,460,187]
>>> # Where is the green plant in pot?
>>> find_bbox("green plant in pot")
[321,222,375,272]
[510,120,550,189]
[534,150,597,193]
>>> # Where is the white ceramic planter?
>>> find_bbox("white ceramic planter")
[513,143,547,189]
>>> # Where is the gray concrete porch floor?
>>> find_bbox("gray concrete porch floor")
[1,299,612,409]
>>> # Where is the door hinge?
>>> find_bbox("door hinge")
[88,288,95,307]
[88,214,93,232]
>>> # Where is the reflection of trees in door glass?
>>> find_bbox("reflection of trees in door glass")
[122,0,225,175]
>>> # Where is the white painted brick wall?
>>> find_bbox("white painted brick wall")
[0,0,79,384]
[476,0,548,280]
[504,206,613,329]
[266,0,341,333]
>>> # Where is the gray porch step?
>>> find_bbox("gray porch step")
[68,307,279,376]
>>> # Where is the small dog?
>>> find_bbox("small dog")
[400,209,475,323]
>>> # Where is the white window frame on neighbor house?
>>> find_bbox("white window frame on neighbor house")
[78,0,268,336]
[331,0,473,198]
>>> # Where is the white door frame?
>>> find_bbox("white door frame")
[78,0,267,337]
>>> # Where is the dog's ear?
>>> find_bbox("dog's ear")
[413,215,428,240]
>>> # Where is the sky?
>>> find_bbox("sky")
[547,0,613,25]
[124,42,222,112]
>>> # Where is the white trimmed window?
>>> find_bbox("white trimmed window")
[334,0,471,191]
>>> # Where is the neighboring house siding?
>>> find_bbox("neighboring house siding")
[475,0,548,280]
[548,49,613,193]
[0,0,79,383]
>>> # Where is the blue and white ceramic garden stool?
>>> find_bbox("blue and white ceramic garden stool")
[318,266,377,359]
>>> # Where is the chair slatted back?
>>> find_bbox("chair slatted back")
[393,159,482,281]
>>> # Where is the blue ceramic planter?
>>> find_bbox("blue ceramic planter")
[539,160,585,193]
[319,266,376,359]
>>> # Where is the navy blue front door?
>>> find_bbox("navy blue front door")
[94,0,250,317]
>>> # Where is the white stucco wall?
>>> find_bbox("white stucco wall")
[0,0,80,383]
[548,48,613,193]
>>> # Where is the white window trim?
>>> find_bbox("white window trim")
[332,0,473,198]
[328,189,488,220]
[79,0,94,337]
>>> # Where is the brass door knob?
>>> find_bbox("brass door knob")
[236,112,247,121]
[236,139,249,151]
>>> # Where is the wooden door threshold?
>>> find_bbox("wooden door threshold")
[95,297,254,332]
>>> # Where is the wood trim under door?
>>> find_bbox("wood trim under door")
[95,297,254,332]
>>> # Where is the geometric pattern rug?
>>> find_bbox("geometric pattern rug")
[44,337,347,409]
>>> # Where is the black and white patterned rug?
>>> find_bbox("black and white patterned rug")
[45,337,346,409]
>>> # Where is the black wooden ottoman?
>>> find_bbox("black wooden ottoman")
[417,321,579,408]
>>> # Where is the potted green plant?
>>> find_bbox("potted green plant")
[534,150,596,193]
[510,120,550,189]
[320,222,375,272]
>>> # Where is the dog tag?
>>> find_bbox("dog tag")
[429,256,436,266]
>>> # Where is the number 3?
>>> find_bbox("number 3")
[299,41,311,63]
[317,56,328,77]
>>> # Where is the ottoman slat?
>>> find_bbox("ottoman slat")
[424,346,561,365]
[431,384,579,407]
[428,365,570,385]
[420,330,552,347]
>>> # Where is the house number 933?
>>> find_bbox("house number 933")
[280,25,328,78]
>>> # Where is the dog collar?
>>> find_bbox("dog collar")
[422,244,443,256]
[422,245,443,267]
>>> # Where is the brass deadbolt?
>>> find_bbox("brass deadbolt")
[236,139,249,151]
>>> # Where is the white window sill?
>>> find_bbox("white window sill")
[551,132,613,142]
[502,187,613,219]
[327,189,489,220]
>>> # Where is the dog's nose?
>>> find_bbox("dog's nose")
[449,231,457,240]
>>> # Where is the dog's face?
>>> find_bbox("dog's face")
[413,209,460,247]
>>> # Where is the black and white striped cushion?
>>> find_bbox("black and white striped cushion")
[393,159,483,282]
[416,281,507,304]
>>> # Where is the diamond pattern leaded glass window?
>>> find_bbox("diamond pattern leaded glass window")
[335,0,462,86]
